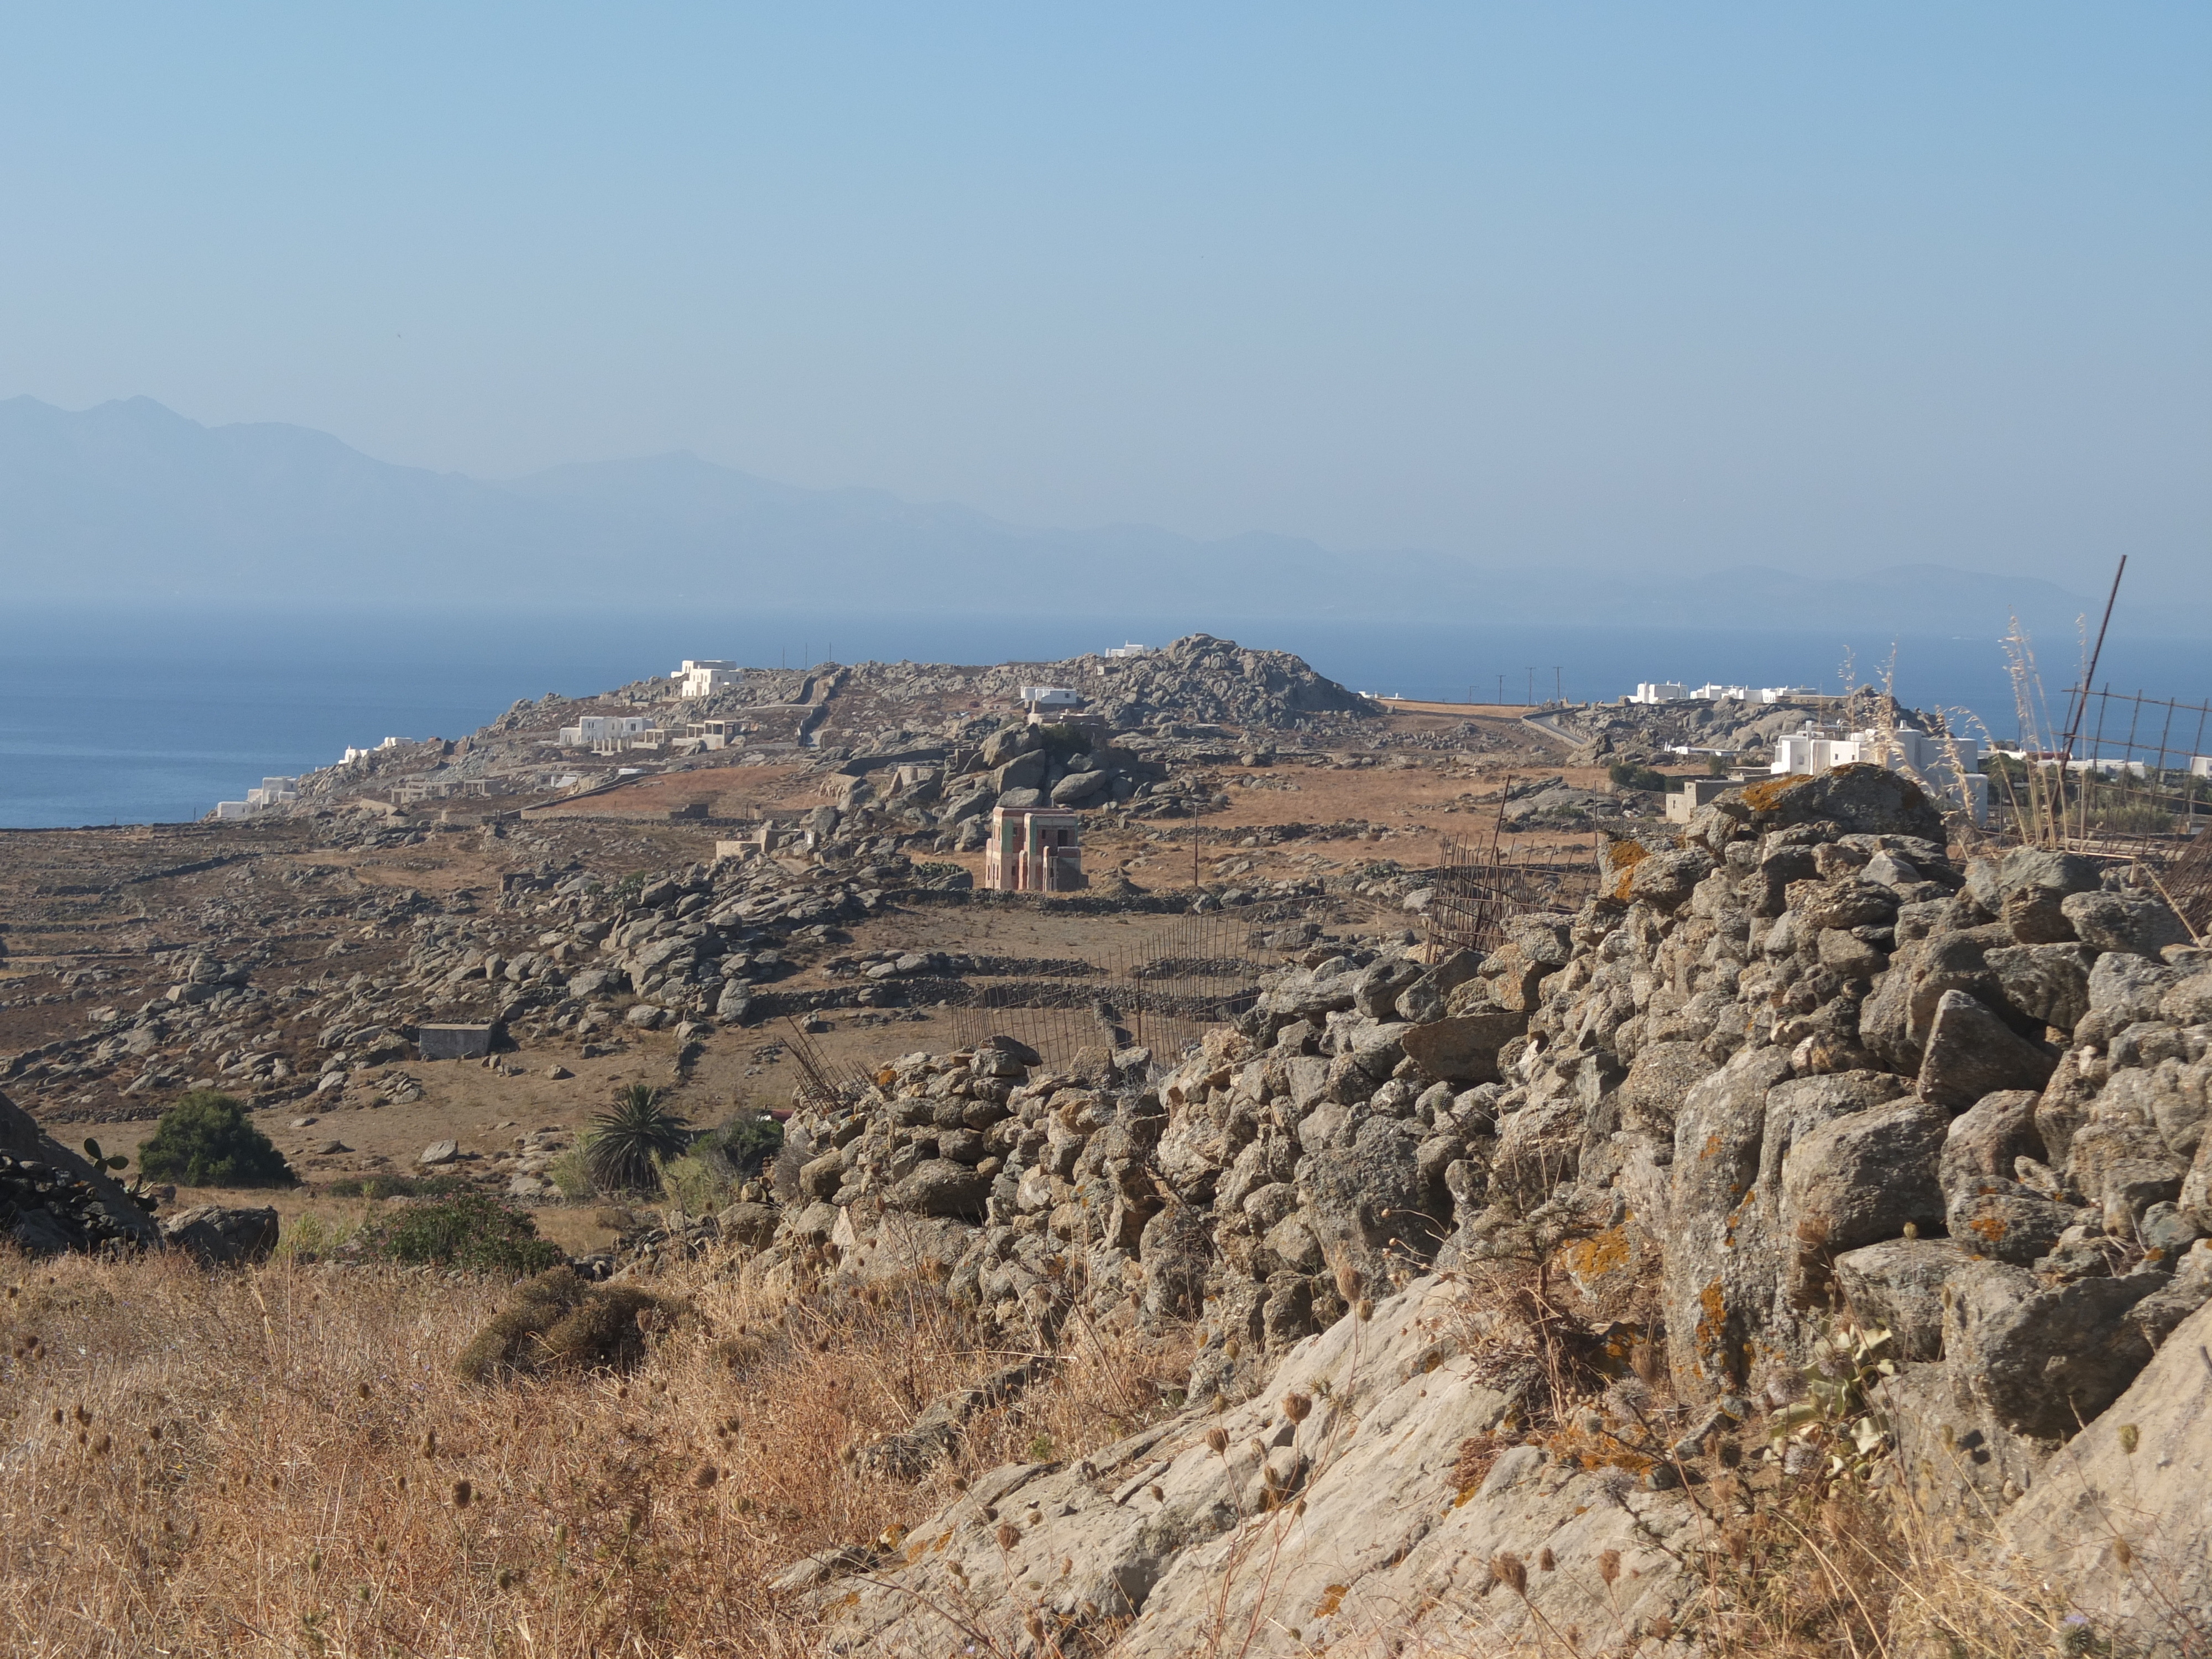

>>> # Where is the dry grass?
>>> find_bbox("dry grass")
[0,1244,1192,1658]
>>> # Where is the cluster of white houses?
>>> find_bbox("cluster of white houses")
[1629,681,1814,705]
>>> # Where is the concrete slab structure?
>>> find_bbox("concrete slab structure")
[417,1022,495,1061]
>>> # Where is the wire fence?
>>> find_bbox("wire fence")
[1982,685,2212,869]
[942,905,1304,1072]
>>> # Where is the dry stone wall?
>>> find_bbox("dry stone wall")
[741,762,2212,1654]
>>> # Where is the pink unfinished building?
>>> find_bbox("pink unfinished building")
[984,805,1085,893]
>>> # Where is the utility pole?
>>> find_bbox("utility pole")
[1496,674,1505,705]
[1526,668,1535,706]
[1554,667,1564,704]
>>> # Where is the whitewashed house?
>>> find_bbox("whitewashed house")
[671,660,741,698]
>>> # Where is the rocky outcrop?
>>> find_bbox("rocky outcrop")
[1,1089,161,1252]
[794,1276,1697,1658]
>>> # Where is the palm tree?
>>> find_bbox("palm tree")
[585,1085,693,1193]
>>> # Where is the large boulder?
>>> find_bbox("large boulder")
[2061,889,2190,957]
[791,1277,1698,1659]
[886,1159,989,1219]
[1940,1259,2161,1442]
[1399,1008,1527,1085]
[1780,1098,1949,1261]
[160,1204,279,1266]
[1938,1089,2046,1191]
[1662,1047,1796,1399]
[1833,1237,1971,1359]
[1963,848,2101,924]
[1735,764,1947,839]
[1914,989,2054,1107]
[1990,1298,2212,1646]
[1982,942,2094,1031]
[1296,1116,1447,1264]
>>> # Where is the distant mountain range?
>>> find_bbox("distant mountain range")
[0,395,2100,634]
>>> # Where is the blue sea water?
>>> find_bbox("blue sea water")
[2,603,2204,829]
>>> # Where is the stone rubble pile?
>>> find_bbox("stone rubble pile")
[744,763,2212,1655]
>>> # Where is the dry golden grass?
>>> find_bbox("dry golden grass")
[0,1244,1192,1658]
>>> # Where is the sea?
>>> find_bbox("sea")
[3,603,2204,830]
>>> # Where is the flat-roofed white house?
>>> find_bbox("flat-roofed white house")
[672,660,741,698]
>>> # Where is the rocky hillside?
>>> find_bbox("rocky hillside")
[725,763,2210,1653]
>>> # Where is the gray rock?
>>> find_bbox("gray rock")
[2159,968,2212,1026]
[1138,1203,1212,1319]
[1663,1046,1795,1398]
[2062,889,2190,957]
[1941,1259,2159,1441]
[1833,1238,1971,1359]
[160,1204,279,1266]
[1991,1299,2212,1642]
[1296,1115,1446,1264]
[1939,1089,2046,1193]
[418,1139,460,1166]
[1741,764,1946,839]
[886,1158,990,1219]
[1050,770,1109,805]
[1397,1008,1527,1084]
[1963,847,2101,918]
[2086,951,2182,1027]
[1944,1182,2076,1264]
[1610,1040,1713,1140]
[1983,942,2094,1031]
[797,1151,847,1201]
[1629,847,1715,912]
[716,1201,780,1248]
[1915,989,2054,1107]
[1351,957,1426,1020]
[1781,1098,1949,1260]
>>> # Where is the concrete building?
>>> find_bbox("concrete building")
[1772,721,1989,824]
[556,714,659,751]
[1104,642,1152,659]
[1020,685,1082,715]
[2193,757,2212,780]
[1665,778,1738,822]
[1630,682,1689,705]
[672,660,742,698]
[983,805,1084,893]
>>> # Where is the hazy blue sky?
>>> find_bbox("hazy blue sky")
[2,3,2205,594]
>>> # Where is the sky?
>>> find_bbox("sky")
[1,3,2206,600]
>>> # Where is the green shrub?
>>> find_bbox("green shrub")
[692,1109,785,1178]
[134,1092,294,1188]
[656,1153,730,1217]
[1607,762,1670,794]
[585,1086,693,1193]
[453,1266,671,1383]
[273,1211,358,1262]
[545,1146,594,1200]
[320,1173,463,1199]
[355,1192,564,1276]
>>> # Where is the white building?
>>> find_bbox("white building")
[672,659,741,698]
[2190,757,2212,780]
[1104,642,1152,660]
[1020,686,1082,712]
[1630,682,1689,705]
[556,714,660,752]
[1772,721,1988,824]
